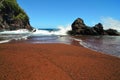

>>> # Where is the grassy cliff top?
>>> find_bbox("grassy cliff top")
[0,0,33,30]
[0,0,29,21]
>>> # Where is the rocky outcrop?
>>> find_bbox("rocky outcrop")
[93,23,104,35]
[71,18,87,35]
[0,0,33,31]
[69,18,119,36]
[72,18,87,31]
[105,29,119,35]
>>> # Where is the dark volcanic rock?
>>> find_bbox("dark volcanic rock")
[71,18,87,35]
[71,18,105,35]
[93,23,104,35]
[105,29,119,35]
[0,0,33,31]
[69,18,120,36]
[72,18,86,30]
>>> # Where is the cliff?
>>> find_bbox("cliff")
[0,0,33,31]
[68,18,119,36]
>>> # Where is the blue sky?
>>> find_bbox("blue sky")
[17,0,120,29]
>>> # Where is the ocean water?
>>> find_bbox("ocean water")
[0,28,120,58]
[75,36,120,57]
[0,29,31,43]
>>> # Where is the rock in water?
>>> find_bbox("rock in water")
[71,18,120,35]
[72,18,86,30]
[0,0,33,31]
[93,23,104,35]
[71,18,104,35]
[105,29,119,35]
[71,18,87,34]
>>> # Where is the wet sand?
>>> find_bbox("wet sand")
[0,43,120,80]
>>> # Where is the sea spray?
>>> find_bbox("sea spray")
[101,17,120,32]
[32,25,71,36]
[55,25,71,35]
[0,29,32,43]
[0,25,72,43]
[0,29,31,34]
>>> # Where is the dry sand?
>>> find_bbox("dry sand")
[0,43,120,80]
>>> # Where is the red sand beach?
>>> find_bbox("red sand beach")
[0,43,120,80]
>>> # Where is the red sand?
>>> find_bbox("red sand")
[0,43,120,80]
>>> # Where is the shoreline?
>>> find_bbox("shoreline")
[72,35,120,58]
[1,35,120,59]
[0,42,120,80]
[1,34,120,58]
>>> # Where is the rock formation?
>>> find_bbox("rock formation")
[0,0,33,31]
[93,23,104,35]
[71,18,87,35]
[69,18,119,35]
[105,29,119,35]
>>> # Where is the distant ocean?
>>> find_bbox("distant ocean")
[0,28,120,58]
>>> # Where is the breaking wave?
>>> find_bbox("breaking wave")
[0,25,71,43]
[32,25,71,36]
[0,29,32,43]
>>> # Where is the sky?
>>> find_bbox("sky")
[17,0,120,30]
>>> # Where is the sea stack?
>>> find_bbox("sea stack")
[69,18,119,35]
[0,0,33,31]
[71,18,87,34]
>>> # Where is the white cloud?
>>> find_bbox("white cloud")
[101,17,120,32]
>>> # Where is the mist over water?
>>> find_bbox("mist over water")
[26,25,72,44]
[32,25,71,36]
[101,17,120,32]
[0,29,32,43]
[0,26,71,43]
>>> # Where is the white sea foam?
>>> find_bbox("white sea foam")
[0,29,32,43]
[79,41,89,48]
[0,40,11,44]
[0,29,31,34]
[73,38,90,48]
[32,25,71,36]
[54,25,71,35]
[72,37,99,52]
[0,25,71,43]
[73,36,120,58]
[73,38,82,42]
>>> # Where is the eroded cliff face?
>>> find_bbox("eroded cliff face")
[0,0,33,31]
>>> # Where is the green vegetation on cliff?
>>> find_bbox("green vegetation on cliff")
[0,0,32,30]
